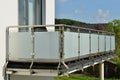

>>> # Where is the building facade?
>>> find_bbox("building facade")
[0,0,55,80]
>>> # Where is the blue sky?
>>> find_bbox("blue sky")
[55,0,120,23]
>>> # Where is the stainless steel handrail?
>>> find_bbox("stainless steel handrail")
[7,24,114,35]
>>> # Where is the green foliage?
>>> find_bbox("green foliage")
[106,19,120,78]
[55,75,118,80]
[55,75,99,80]
[106,19,120,59]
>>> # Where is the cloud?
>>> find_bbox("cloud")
[57,0,69,2]
[96,9,110,23]
[74,9,82,14]
[98,9,110,18]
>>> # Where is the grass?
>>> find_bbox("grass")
[54,75,120,80]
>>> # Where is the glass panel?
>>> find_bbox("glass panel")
[28,0,35,25]
[64,32,78,58]
[35,32,59,59]
[18,0,28,25]
[99,35,105,52]
[19,0,44,25]
[18,0,46,31]
[18,0,29,32]
[34,0,44,25]
[9,32,32,60]
[91,34,98,53]
[80,33,90,56]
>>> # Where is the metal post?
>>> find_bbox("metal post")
[58,26,69,71]
[104,32,106,54]
[57,26,62,71]
[4,27,10,80]
[59,26,64,60]
[6,27,9,61]
[98,32,100,53]
[89,30,91,57]
[30,27,35,74]
[99,62,104,80]
[78,28,80,59]
[110,33,112,51]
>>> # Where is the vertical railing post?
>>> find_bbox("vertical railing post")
[30,27,35,74]
[6,27,9,61]
[78,28,80,59]
[98,31,100,54]
[110,33,112,52]
[104,32,106,54]
[59,26,64,60]
[89,30,91,58]
[4,27,10,80]
[58,25,69,73]
[58,26,61,73]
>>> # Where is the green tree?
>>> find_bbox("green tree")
[106,19,120,57]
[106,19,120,78]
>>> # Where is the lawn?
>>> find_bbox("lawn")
[55,75,119,80]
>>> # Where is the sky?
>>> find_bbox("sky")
[55,0,120,23]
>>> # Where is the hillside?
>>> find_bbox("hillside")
[55,18,107,30]
[55,18,86,26]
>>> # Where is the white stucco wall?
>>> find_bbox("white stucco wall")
[46,0,55,31]
[0,0,55,80]
[0,0,18,80]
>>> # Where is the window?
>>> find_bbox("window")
[18,0,45,25]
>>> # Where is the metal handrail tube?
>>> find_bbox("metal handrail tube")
[7,24,114,35]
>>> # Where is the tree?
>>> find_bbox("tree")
[106,20,120,78]
[106,19,120,57]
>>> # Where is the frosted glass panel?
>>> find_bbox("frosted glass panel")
[35,32,59,59]
[80,33,89,56]
[91,34,98,53]
[111,36,115,50]
[9,32,32,60]
[64,32,78,59]
[8,31,115,61]
[99,35,105,52]
[106,36,110,51]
